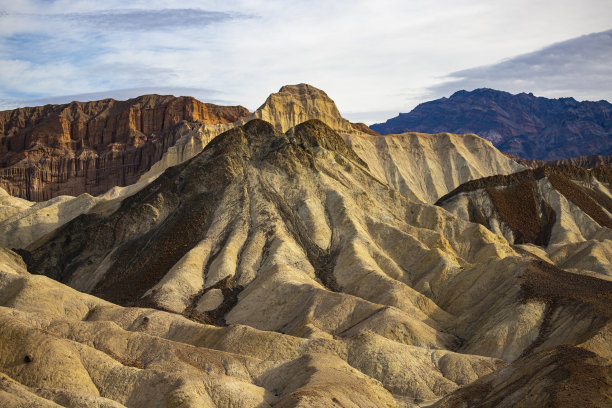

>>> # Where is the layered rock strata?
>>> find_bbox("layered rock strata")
[0,95,249,200]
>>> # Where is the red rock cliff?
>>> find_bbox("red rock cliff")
[0,95,250,200]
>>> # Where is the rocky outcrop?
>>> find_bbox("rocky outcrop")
[371,88,612,160]
[248,83,355,133]
[0,95,249,200]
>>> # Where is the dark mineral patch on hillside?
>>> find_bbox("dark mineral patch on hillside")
[486,179,555,245]
[436,165,612,245]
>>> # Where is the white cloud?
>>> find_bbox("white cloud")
[0,0,611,122]
[428,30,612,103]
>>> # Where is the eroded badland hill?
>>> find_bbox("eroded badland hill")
[0,85,610,407]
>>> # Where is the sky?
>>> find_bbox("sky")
[0,0,611,124]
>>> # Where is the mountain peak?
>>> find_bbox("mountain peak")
[449,88,512,99]
[277,83,331,98]
[252,84,353,134]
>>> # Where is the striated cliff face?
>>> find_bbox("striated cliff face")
[0,95,249,200]
[371,88,612,160]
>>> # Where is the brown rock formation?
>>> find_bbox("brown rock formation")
[0,95,249,200]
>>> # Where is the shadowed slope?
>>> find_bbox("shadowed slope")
[433,345,612,408]
[511,154,612,169]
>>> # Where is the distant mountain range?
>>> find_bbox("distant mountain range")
[370,88,612,160]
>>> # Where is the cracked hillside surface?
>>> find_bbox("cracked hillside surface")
[0,119,608,407]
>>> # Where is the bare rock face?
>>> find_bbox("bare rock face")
[249,83,355,134]
[0,95,250,200]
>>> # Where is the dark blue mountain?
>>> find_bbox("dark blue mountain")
[370,89,612,160]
